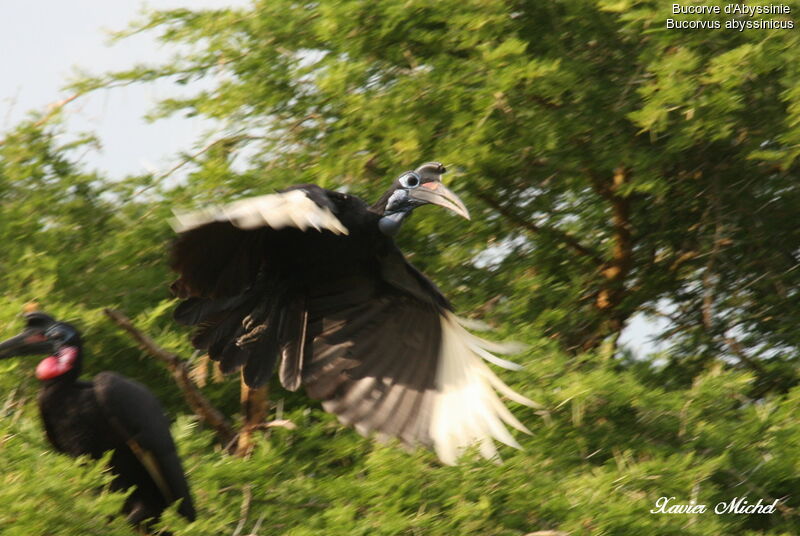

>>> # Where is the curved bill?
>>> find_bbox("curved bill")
[0,329,51,359]
[408,182,470,220]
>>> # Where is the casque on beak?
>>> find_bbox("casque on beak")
[408,182,471,220]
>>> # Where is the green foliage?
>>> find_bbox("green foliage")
[1,0,800,534]
[3,347,800,534]
[0,409,132,535]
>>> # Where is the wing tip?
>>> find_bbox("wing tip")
[170,210,205,233]
[428,310,535,465]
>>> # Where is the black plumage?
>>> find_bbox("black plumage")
[170,162,532,464]
[0,311,196,528]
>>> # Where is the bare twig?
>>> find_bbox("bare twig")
[722,337,767,376]
[155,134,261,182]
[250,419,297,431]
[103,308,236,445]
[249,514,265,535]
[232,485,253,536]
[0,92,84,146]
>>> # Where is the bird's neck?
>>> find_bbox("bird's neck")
[378,210,411,236]
[372,186,416,236]
[370,188,395,214]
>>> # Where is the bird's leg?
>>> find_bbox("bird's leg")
[235,373,270,457]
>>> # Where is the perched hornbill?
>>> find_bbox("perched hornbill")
[0,310,196,527]
[171,162,533,464]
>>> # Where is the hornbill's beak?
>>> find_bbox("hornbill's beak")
[408,182,471,220]
[0,329,51,359]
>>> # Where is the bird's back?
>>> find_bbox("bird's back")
[270,186,386,280]
[37,373,196,523]
[93,371,197,522]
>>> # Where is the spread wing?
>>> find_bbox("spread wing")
[93,372,196,521]
[303,275,533,464]
[170,186,533,464]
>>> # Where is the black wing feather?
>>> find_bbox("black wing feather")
[304,292,441,447]
[170,222,264,299]
[277,296,308,391]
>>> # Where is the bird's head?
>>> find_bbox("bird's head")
[0,311,83,382]
[375,162,470,236]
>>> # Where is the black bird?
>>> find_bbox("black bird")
[0,310,196,527]
[171,162,532,464]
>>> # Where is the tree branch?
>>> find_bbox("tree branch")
[722,336,768,376]
[156,133,261,181]
[103,308,236,445]
[475,191,605,266]
[0,92,84,147]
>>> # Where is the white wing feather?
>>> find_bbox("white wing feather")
[430,311,535,465]
[171,189,349,235]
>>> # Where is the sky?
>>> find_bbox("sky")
[0,0,666,355]
[1,0,250,179]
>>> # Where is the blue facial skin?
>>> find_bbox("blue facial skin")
[379,189,416,236]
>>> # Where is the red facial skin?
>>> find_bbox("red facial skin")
[36,346,78,381]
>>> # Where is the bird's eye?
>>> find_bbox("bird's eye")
[400,173,420,189]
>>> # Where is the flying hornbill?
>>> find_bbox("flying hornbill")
[171,162,533,464]
[0,310,196,528]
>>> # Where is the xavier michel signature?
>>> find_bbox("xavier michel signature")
[651,496,781,515]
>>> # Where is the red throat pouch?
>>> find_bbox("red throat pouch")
[35,346,78,380]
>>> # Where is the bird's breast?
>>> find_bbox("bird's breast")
[38,385,116,457]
